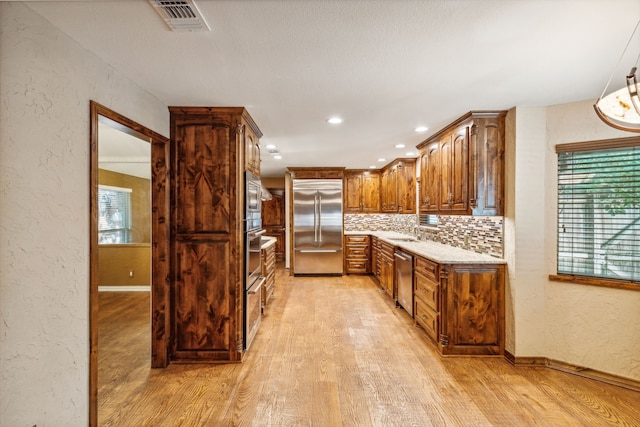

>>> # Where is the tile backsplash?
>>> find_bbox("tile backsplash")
[344,214,503,258]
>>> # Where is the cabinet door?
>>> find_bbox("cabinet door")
[439,133,453,211]
[175,123,232,234]
[344,172,363,213]
[419,143,439,213]
[175,241,232,354]
[472,117,504,216]
[449,128,469,213]
[244,125,260,176]
[263,189,286,261]
[362,171,380,213]
[398,160,416,213]
[384,166,398,212]
[440,264,504,356]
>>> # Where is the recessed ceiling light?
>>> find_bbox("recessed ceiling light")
[327,117,343,124]
[405,152,416,156]
[369,165,376,169]
[273,155,282,160]
[377,158,386,162]
[395,144,405,149]
[414,126,428,132]
[266,144,276,149]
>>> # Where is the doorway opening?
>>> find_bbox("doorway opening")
[89,102,170,426]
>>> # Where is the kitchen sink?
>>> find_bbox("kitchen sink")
[389,237,417,242]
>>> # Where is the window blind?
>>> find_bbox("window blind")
[98,185,132,244]
[557,146,639,283]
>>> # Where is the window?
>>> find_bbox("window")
[98,185,132,244]
[556,140,639,284]
[419,214,439,227]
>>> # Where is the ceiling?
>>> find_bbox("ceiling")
[26,0,640,177]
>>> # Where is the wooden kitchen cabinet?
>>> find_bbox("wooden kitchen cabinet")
[344,234,370,274]
[371,236,380,281]
[243,117,262,176]
[169,106,261,362]
[379,241,395,298]
[381,158,416,214]
[344,170,380,213]
[417,111,506,216]
[418,142,439,213]
[413,256,440,343]
[261,241,276,309]
[288,167,345,179]
[439,126,469,214]
[413,252,505,356]
[439,263,505,355]
[262,188,286,261]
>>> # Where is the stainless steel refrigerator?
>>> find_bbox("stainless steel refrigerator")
[293,179,343,275]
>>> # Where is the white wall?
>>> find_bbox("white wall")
[504,107,549,356]
[506,101,640,381]
[0,3,168,425]
[544,100,640,381]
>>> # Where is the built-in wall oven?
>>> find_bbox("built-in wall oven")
[245,171,265,350]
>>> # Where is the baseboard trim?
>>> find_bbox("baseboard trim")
[504,351,640,392]
[546,359,640,392]
[504,351,547,367]
[98,286,150,292]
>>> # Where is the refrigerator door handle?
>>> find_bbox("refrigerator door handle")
[313,193,319,242]
[318,194,322,242]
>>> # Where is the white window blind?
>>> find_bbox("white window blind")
[419,214,439,227]
[98,185,132,244]
[557,144,639,283]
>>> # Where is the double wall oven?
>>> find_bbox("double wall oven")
[244,171,265,350]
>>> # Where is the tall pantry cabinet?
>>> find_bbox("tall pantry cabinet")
[168,106,261,362]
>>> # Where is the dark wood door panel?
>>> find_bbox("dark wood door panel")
[175,123,231,234]
[174,240,232,352]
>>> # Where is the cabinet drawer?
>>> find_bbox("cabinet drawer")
[415,299,438,343]
[414,272,438,312]
[346,235,369,244]
[346,245,368,259]
[415,256,438,282]
[346,259,369,274]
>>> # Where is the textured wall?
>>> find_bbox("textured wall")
[0,3,168,425]
[544,100,640,381]
[507,107,548,357]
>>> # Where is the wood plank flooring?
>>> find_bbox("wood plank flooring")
[98,265,640,426]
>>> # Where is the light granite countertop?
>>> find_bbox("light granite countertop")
[345,230,506,264]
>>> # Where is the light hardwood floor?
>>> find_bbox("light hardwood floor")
[98,265,640,426]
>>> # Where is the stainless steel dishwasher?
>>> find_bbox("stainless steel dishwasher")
[394,249,414,317]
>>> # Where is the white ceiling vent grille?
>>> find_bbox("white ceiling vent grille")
[149,0,210,32]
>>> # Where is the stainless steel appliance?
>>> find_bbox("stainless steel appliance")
[244,171,264,350]
[293,179,343,275]
[395,249,414,317]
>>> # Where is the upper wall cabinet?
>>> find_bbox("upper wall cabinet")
[288,167,345,180]
[417,111,506,216]
[241,113,263,176]
[344,170,380,213]
[381,158,416,214]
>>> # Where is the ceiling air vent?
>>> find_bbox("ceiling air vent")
[149,0,211,32]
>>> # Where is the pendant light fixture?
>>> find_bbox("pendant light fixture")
[594,19,640,133]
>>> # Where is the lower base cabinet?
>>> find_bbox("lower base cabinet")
[345,235,371,274]
[439,264,504,355]
[261,243,276,310]
[414,254,505,356]
[379,242,395,298]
